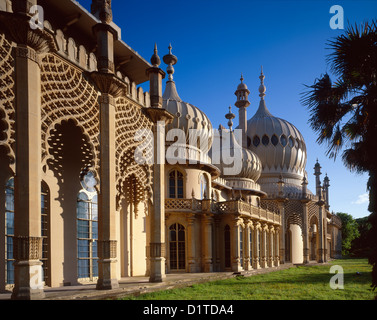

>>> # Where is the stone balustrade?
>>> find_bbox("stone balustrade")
[165,198,281,225]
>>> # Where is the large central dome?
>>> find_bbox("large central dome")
[246,71,307,195]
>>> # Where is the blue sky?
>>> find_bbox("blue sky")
[81,0,377,219]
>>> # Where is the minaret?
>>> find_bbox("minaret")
[225,105,236,131]
[148,44,165,108]
[235,74,250,148]
[162,44,181,101]
[314,159,322,198]
[323,174,330,209]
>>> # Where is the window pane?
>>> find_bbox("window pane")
[77,200,89,220]
[253,136,260,147]
[177,186,184,199]
[262,135,269,146]
[280,135,287,147]
[77,220,90,239]
[271,135,278,146]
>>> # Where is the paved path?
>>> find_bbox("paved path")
[0,263,298,300]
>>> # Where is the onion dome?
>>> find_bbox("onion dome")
[212,107,262,183]
[150,43,161,67]
[162,45,213,155]
[246,68,307,194]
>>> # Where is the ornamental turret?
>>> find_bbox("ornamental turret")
[235,74,250,148]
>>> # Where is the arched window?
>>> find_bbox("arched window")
[253,136,260,147]
[262,135,269,146]
[271,134,279,146]
[169,223,185,271]
[289,136,295,148]
[200,174,208,200]
[5,179,51,286]
[280,135,287,147]
[224,225,231,269]
[5,178,14,285]
[169,170,184,199]
[77,172,98,280]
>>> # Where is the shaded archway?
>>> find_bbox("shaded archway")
[120,174,148,277]
[309,215,320,262]
[47,119,96,285]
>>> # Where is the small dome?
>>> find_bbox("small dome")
[162,46,213,155]
[237,74,248,90]
[212,129,262,182]
[163,81,213,152]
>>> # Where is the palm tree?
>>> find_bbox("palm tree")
[301,20,377,291]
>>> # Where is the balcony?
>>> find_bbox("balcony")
[165,198,281,225]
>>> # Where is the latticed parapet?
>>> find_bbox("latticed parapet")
[165,198,281,225]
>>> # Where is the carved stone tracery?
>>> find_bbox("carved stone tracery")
[40,54,100,178]
[0,33,15,171]
[115,97,153,211]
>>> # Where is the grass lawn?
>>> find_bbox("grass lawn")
[121,259,375,300]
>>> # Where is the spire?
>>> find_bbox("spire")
[150,43,161,67]
[225,105,236,131]
[251,67,273,119]
[163,44,178,82]
[259,66,266,100]
[162,44,181,101]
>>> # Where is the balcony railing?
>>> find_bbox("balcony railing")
[165,198,281,225]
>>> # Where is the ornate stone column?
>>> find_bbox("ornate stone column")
[201,212,213,272]
[243,219,251,271]
[268,225,274,267]
[88,0,122,290]
[274,227,280,267]
[231,217,243,272]
[96,92,120,290]
[145,47,173,282]
[317,197,325,263]
[260,223,268,268]
[0,1,56,299]
[252,221,261,269]
[187,214,196,272]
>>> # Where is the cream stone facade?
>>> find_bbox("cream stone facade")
[0,0,342,300]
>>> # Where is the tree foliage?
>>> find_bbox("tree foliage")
[336,212,360,256]
[301,21,377,290]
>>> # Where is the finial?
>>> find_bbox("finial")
[150,43,161,67]
[240,73,244,83]
[225,105,236,131]
[163,44,178,81]
[259,66,266,99]
[91,0,113,24]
